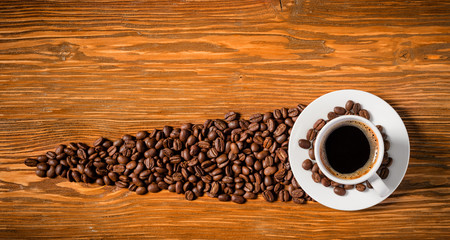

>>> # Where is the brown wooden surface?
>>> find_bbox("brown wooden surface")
[0,0,449,239]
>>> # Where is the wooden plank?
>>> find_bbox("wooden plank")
[0,0,449,239]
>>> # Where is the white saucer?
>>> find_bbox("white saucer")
[288,90,410,211]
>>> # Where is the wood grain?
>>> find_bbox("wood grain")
[0,0,449,239]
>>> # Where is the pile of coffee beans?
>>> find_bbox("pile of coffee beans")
[298,100,392,196]
[24,104,313,204]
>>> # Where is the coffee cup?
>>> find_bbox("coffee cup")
[314,115,389,196]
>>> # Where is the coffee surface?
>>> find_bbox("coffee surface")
[325,125,370,174]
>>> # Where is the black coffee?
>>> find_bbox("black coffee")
[325,125,370,174]
[322,121,378,179]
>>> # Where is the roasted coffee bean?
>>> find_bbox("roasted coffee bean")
[306,129,316,141]
[55,164,65,176]
[224,111,238,122]
[313,119,326,130]
[302,159,313,170]
[264,166,277,176]
[113,165,125,174]
[273,123,286,136]
[36,162,49,171]
[134,131,147,140]
[177,130,189,143]
[126,161,137,170]
[161,126,171,138]
[384,140,390,151]
[46,166,57,178]
[253,135,264,145]
[359,109,370,120]
[331,181,340,187]
[115,180,128,188]
[24,158,38,167]
[185,190,196,201]
[107,172,119,182]
[334,106,346,115]
[345,100,354,111]
[327,111,338,120]
[103,176,113,185]
[312,172,321,183]
[352,103,361,114]
[136,140,146,153]
[214,138,225,153]
[284,170,293,181]
[77,149,87,160]
[113,139,123,147]
[84,167,96,179]
[148,182,161,193]
[275,134,287,144]
[214,119,227,131]
[228,120,239,129]
[276,149,288,163]
[55,145,66,155]
[93,137,104,147]
[273,183,282,194]
[132,177,145,187]
[249,113,263,123]
[70,171,82,182]
[37,155,48,162]
[297,104,306,112]
[217,194,230,201]
[248,122,259,132]
[321,178,331,187]
[190,187,201,197]
[279,107,288,119]
[95,178,105,186]
[48,158,60,167]
[46,151,57,159]
[292,197,306,204]
[365,180,373,189]
[174,181,183,194]
[288,108,299,117]
[334,186,346,196]
[234,189,245,196]
[136,186,148,195]
[385,157,393,167]
[274,167,286,182]
[255,150,269,160]
[285,118,294,127]
[278,190,290,202]
[376,125,384,133]
[264,175,273,187]
[243,191,257,199]
[291,189,304,198]
[210,182,220,196]
[308,148,315,160]
[356,183,366,192]
[311,163,319,173]
[298,139,311,149]
[272,109,282,119]
[262,190,275,202]
[231,195,246,204]
[344,184,354,190]
[197,141,210,149]
[35,169,46,178]
[378,167,389,179]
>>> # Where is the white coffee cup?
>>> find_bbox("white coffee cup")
[314,115,389,197]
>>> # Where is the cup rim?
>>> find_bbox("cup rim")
[314,115,385,185]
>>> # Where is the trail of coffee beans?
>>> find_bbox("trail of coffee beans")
[24,104,313,204]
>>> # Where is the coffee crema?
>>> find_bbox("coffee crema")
[320,120,379,180]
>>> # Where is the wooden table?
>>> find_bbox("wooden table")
[1,0,449,239]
